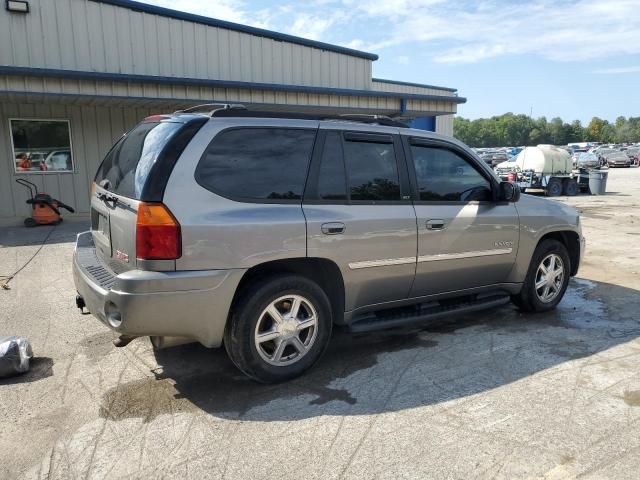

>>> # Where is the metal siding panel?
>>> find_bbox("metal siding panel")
[282,43,293,84]
[8,6,28,65]
[129,13,145,75]
[182,21,197,77]
[153,15,169,76]
[67,106,89,213]
[169,19,184,77]
[291,45,303,85]
[239,32,252,81]
[86,1,107,71]
[320,52,330,87]
[0,10,15,65]
[0,104,18,217]
[115,7,134,73]
[302,47,312,85]
[218,29,231,80]
[40,0,63,68]
[228,31,242,80]
[100,4,119,71]
[70,0,91,69]
[205,27,220,79]
[194,24,207,78]
[56,0,77,69]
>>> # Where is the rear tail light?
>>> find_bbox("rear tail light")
[136,202,181,260]
[507,172,517,183]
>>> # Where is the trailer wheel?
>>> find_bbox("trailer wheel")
[546,178,563,197]
[563,178,578,196]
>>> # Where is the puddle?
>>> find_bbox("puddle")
[623,390,640,407]
[79,331,116,361]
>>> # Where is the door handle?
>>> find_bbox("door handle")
[321,222,345,235]
[426,219,445,230]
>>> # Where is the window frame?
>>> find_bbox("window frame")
[10,118,75,175]
[402,135,499,205]
[304,129,413,205]
[194,125,319,204]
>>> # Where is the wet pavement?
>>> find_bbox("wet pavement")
[1,168,640,479]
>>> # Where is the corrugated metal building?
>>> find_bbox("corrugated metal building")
[0,0,466,223]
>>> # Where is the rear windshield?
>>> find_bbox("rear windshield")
[95,121,183,199]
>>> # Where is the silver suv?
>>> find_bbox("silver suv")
[73,106,585,383]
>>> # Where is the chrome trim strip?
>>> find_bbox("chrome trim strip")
[348,257,416,270]
[348,248,513,270]
[418,248,513,263]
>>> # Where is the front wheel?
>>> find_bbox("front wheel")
[224,275,332,383]
[511,239,571,312]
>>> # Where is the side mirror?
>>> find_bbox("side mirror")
[499,181,521,202]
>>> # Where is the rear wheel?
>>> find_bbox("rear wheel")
[511,239,571,312]
[546,177,563,197]
[224,275,332,383]
[563,178,578,196]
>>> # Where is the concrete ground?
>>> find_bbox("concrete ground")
[1,168,639,480]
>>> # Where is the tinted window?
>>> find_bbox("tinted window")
[344,140,400,201]
[411,146,491,201]
[316,132,347,200]
[95,121,183,199]
[196,128,316,200]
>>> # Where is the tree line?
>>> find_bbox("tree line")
[453,113,640,148]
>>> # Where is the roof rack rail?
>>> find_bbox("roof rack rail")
[208,109,409,127]
[174,103,247,116]
[335,114,407,128]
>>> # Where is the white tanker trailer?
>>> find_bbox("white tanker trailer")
[494,145,578,196]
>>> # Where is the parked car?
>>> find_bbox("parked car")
[625,147,640,166]
[73,106,584,383]
[575,152,600,169]
[481,151,510,167]
[605,150,632,167]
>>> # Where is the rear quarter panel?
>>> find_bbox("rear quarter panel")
[163,118,313,270]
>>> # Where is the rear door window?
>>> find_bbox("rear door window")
[343,136,401,201]
[95,121,184,199]
[195,128,316,201]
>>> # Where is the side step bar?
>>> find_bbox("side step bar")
[348,295,510,333]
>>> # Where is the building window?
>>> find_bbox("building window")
[10,119,74,173]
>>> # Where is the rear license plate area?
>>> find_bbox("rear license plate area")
[91,208,110,242]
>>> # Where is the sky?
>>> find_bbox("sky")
[141,0,640,124]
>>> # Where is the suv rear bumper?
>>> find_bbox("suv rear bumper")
[72,231,245,347]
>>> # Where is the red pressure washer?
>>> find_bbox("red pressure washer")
[15,179,75,227]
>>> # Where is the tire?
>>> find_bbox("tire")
[224,274,333,383]
[511,239,571,313]
[546,178,563,197]
[563,178,578,196]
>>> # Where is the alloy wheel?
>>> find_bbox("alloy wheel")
[254,294,319,366]
[534,253,565,303]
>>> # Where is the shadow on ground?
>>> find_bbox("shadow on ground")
[0,357,54,385]
[98,279,640,423]
[0,219,88,247]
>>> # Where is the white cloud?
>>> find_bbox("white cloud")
[140,0,640,66]
[395,55,410,65]
[593,65,640,74]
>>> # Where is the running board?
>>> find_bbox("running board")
[348,295,510,333]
